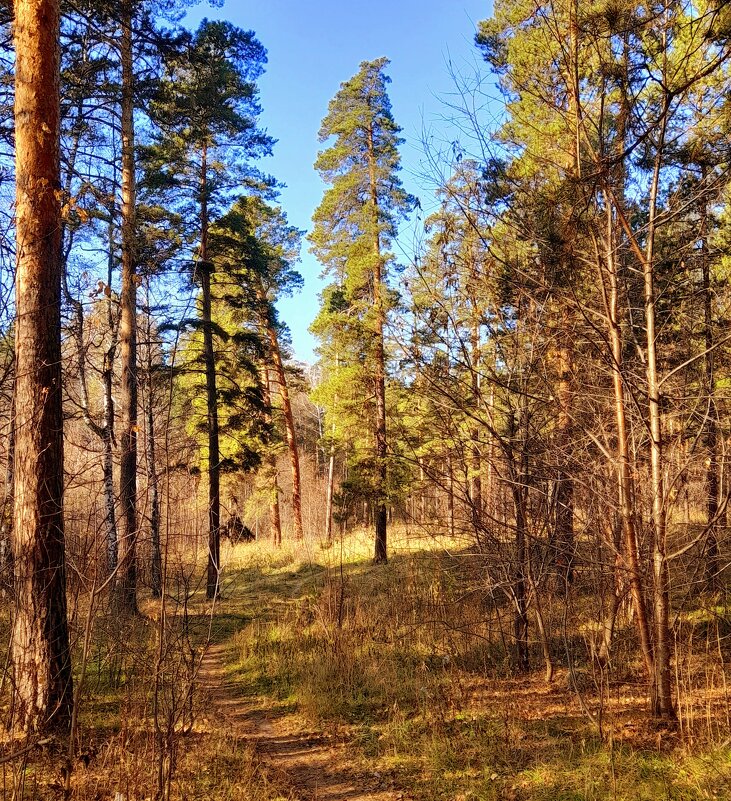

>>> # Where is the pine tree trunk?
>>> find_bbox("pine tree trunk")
[553,331,575,583]
[11,0,73,732]
[199,141,221,600]
[701,171,719,591]
[261,367,281,547]
[642,116,675,721]
[263,314,303,540]
[368,122,388,564]
[601,198,655,689]
[145,300,162,598]
[509,409,530,674]
[447,455,455,539]
[1,396,14,569]
[551,0,579,584]
[103,207,118,574]
[116,0,138,614]
[469,321,482,537]
[325,438,336,545]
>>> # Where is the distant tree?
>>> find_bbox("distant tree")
[210,196,304,542]
[310,58,414,563]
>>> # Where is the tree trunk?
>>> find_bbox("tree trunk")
[700,170,719,591]
[551,0,579,584]
[509,409,530,674]
[144,291,162,598]
[641,114,675,721]
[262,309,303,541]
[553,332,575,584]
[606,203,655,679]
[469,320,482,538]
[116,0,138,614]
[368,122,388,564]
[1,395,14,569]
[11,0,73,733]
[102,207,118,574]
[261,366,281,547]
[325,436,335,545]
[599,199,655,688]
[447,455,455,539]
[199,141,221,600]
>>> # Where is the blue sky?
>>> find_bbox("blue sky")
[185,0,494,362]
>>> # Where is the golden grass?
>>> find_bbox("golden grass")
[226,526,731,801]
[4,525,731,800]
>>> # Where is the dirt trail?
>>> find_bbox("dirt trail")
[199,643,403,801]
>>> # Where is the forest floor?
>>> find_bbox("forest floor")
[8,527,731,800]
[198,642,402,801]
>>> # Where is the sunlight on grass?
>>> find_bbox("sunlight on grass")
[216,530,731,801]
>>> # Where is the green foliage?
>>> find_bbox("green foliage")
[309,58,414,514]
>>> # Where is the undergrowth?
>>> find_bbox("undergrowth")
[231,528,731,801]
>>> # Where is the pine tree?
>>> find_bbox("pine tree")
[146,19,272,597]
[310,58,414,563]
[210,196,304,543]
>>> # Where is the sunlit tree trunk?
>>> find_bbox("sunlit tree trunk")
[324,441,336,544]
[700,169,719,591]
[640,107,675,721]
[117,0,139,614]
[261,366,282,547]
[258,297,303,541]
[102,207,119,573]
[144,286,162,597]
[368,121,388,564]
[598,200,655,688]
[11,0,73,732]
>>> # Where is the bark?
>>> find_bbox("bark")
[447,455,455,539]
[551,0,579,583]
[260,301,303,541]
[642,107,675,721]
[261,367,282,547]
[469,319,482,536]
[599,201,655,687]
[145,294,162,598]
[368,121,388,564]
[102,210,118,574]
[11,0,73,732]
[1,394,14,568]
[597,515,624,668]
[116,0,138,614]
[508,409,530,673]
[199,142,220,598]
[553,330,575,584]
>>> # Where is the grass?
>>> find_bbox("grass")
[3,525,731,799]
[224,526,731,801]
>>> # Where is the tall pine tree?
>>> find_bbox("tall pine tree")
[310,58,413,563]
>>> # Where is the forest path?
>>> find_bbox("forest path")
[195,552,406,801]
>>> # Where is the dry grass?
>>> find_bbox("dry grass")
[228,527,731,801]
[3,526,731,799]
